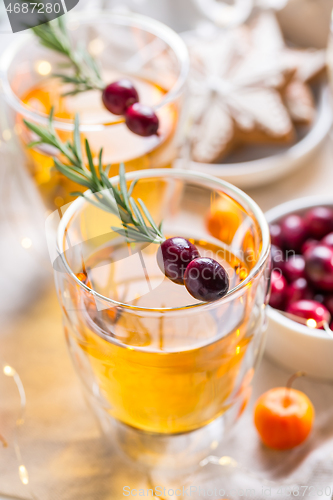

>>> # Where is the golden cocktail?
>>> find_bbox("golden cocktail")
[54,169,270,465]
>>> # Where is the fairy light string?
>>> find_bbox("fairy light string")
[1,360,38,498]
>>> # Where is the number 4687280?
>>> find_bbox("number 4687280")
[6,3,61,14]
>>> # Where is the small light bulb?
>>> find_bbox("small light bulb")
[36,61,52,76]
[88,38,104,56]
[2,129,11,141]
[236,346,240,354]
[3,365,15,376]
[210,440,219,450]
[19,465,29,485]
[218,456,237,467]
[21,237,32,249]
[306,318,317,329]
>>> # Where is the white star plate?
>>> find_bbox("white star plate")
[176,84,332,189]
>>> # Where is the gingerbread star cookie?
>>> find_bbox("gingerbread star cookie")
[250,12,326,125]
[187,12,326,163]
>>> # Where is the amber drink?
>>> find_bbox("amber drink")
[53,169,270,468]
[0,12,189,210]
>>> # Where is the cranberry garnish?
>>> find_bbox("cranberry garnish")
[281,214,308,252]
[286,278,313,305]
[184,257,229,302]
[269,270,287,310]
[321,232,333,248]
[304,207,333,239]
[102,79,139,115]
[301,239,318,255]
[157,237,200,285]
[269,223,283,247]
[271,244,285,273]
[286,300,330,329]
[304,244,333,291]
[283,254,305,282]
[125,103,159,137]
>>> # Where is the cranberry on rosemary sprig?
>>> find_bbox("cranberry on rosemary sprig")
[157,238,230,302]
[24,113,229,302]
[102,80,160,137]
[30,20,159,138]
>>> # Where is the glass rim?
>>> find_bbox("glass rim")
[56,168,271,313]
[0,10,190,133]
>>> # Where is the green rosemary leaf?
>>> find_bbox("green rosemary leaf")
[119,163,131,214]
[57,161,90,178]
[54,158,92,189]
[23,119,54,145]
[49,106,55,126]
[128,179,138,198]
[57,62,73,69]
[111,181,128,211]
[130,198,149,236]
[137,199,163,237]
[23,110,165,245]
[53,74,84,84]
[74,114,83,164]
[61,89,86,97]
[81,49,103,82]
[100,170,112,190]
[85,139,99,186]
[31,16,103,96]
[97,148,104,178]
[111,227,153,243]
[58,15,68,39]
[27,140,43,149]
[104,164,112,177]
[71,191,117,214]
[70,191,85,197]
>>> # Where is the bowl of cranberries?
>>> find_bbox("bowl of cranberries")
[265,196,333,380]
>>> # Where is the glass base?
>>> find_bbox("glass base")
[84,389,226,471]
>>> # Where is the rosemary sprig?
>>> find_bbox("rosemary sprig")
[32,16,104,95]
[23,112,165,245]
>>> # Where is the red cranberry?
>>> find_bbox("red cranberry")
[283,254,305,282]
[271,244,285,273]
[269,223,283,247]
[321,232,333,248]
[269,270,288,310]
[125,103,159,137]
[304,206,333,239]
[157,237,200,285]
[286,300,330,329]
[304,244,333,291]
[286,278,313,305]
[184,257,229,302]
[102,79,139,115]
[301,239,318,255]
[281,214,308,252]
[323,294,333,316]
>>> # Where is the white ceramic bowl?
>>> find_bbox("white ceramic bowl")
[265,196,333,381]
[176,86,332,190]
